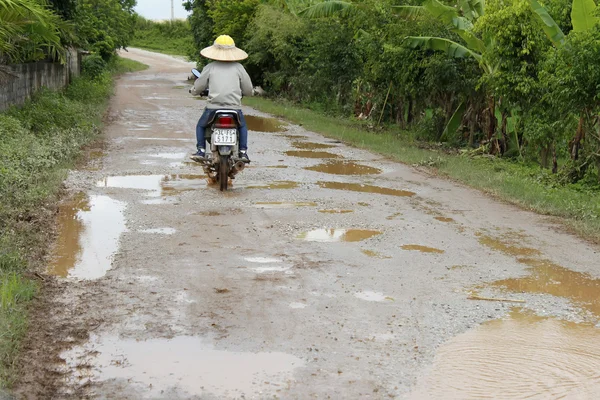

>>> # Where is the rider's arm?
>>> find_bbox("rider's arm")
[191,65,210,95]
[239,65,253,97]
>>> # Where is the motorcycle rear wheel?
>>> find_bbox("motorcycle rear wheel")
[219,156,229,191]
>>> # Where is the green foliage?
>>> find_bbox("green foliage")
[82,53,107,78]
[131,17,195,58]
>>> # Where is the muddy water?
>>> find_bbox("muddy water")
[361,250,391,259]
[401,245,445,254]
[319,209,354,214]
[285,150,342,159]
[434,216,454,223]
[478,234,541,257]
[305,161,382,176]
[299,229,381,242]
[246,181,299,190]
[292,142,336,150]
[48,194,126,279]
[492,258,600,317]
[318,181,415,197]
[245,115,286,132]
[410,309,600,399]
[62,334,304,398]
[255,201,317,209]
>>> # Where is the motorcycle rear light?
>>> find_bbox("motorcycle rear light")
[215,116,236,128]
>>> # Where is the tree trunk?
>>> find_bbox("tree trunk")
[570,114,585,160]
[500,110,508,155]
[552,144,558,174]
[540,146,550,169]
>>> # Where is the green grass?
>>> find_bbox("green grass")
[130,19,194,59]
[244,97,600,242]
[0,56,147,388]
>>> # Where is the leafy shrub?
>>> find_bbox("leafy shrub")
[82,54,108,79]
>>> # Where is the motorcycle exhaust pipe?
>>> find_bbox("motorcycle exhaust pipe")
[231,160,246,176]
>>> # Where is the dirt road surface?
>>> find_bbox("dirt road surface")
[15,49,600,399]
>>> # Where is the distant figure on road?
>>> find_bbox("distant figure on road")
[190,35,253,162]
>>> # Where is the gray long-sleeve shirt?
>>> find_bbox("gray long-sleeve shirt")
[191,61,253,109]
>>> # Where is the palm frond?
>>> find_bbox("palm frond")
[404,36,482,61]
[391,5,424,19]
[298,0,354,18]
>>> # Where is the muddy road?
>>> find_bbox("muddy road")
[15,49,600,399]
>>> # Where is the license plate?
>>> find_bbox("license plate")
[213,129,237,145]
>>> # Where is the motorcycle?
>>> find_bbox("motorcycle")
[189,68,247,191]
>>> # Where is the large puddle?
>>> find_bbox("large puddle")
[245,115,286,132]
[285,150,341,159]
[292,141,336,150]
[305,161,382,175]
[62,334,304,398]
[479,233,600,317]
[298,229,381,242]
[96,174,206,199]
[410,309,600,398]
[48,194,126,279]
[318,181,415,197]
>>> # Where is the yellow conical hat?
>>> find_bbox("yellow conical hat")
[200,35,248,62]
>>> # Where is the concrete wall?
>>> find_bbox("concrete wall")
[0,49,81,112]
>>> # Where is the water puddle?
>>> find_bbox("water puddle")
[434,216,454,223]
[62,334,304,398]
[401,245,445,254]
[289,302,307,309]
[319,209,354,214]
[354,291,393,302]
[305,161,382,175]
[478,234,541,257]
[298,229,381,242]
[255,202,317,209]
[285,150,341,159]
[265,165,288,169]
[318,181,415,197]
[246,181,299,190]
[292,142,336,150]
[139,228,176,235]
[409,309,600,399]
[491,258,600,317]
[48,194,126,279]
[245,115,286,132]
[96,174,206,198]
[361,250,391,259]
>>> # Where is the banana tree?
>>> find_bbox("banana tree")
[528,0,599,160]
[397,0,502,147]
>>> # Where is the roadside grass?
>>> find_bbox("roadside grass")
[244,97,600,242]
[0,56,147,388]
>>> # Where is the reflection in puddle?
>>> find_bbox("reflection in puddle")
[318,181,415,197]
[354,291,392,302]
[492,258,600,317]
[246,181,298,190]
[285,150,341,159]
[409,309,600,399]
[96,174,206,198]
[139,228,176,235]
[434,216,454,223]
[319,209,354,214]
[298,229,381,242]
[48,195,126,279]
[305,161,381,175]
[245,115,286,132]
[292,142,336,150]
[401,245,444,254]
[255,202,317,209]
[361,250,391,259]
[62,334,304,398]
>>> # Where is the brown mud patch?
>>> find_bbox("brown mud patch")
[361,250,391,259]
[292,142,336,150]
[305,161,381,176]
[319,209,354,214]
[255,202,317,209]
[318,181,415,197]
[246,181,299,190]
[401,245,445,254]
[285,150,342,159]
[434,216,455,223]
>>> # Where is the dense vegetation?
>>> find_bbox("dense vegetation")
[184,0,600,187]
[131,17,196,58]
[1,0,142,388]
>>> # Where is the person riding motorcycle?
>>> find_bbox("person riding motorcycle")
[190,35,253,163]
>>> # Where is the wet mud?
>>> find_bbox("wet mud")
[246,181,299,190]
[245,115,286,132]
[285,150,342,159]
[401,245,445,254]
[410,309,600,399]
[361,250,391,259]
[292,142,336,150]
[318,181,415,197]
[255,201,317,209]
[319,209,354,214]
[305,161,382,176]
